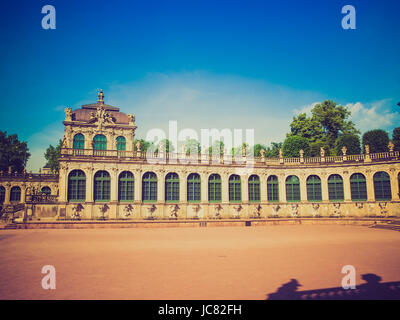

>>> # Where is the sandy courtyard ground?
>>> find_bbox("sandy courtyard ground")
[0,224,400,300]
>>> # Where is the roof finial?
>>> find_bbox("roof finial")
[98,89,104,104]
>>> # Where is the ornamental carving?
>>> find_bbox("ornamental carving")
[89,106,115,128]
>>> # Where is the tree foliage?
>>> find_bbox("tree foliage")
[44,139,62,173]
[0,131,30,173]
[362,129,389,153]
[282,135,310,158]
[288,100,360,149]
[334,133,361,155]
[392,127,400,152]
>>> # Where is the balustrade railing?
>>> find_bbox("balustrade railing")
[60,148,400,166]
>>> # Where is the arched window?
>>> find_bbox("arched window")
[116,136,126,151]
[229,175,241,202]
[208,174,221,202]
[94,171,110,202]
[93,134,107,150]
[142,172,157,202]
[286,175,300,202]
[328,174,344,201]
[41,186,51,195]
[187,173,201,202]
[350,173,367,201]
[10,186,21,202]
[73,133,85,149]
[0,186,5,203]
[267,175,279,202]
[248,175,260,202]
[165,173,179,202]
[307,175,322,201]
[68,170,86,201]
[373,171,392,200]
[118,171,134,201]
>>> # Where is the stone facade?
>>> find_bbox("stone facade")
[1,91,400,221]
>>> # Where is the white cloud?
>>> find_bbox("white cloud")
[345,99,399,134]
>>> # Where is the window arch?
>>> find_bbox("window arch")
[248,175,260,202]
[328,174,344,201]
[350,173,367,201]
[0,186,5,203]
[187,173,201,202]
[41,186,51,195]
[142,172,157,202]
[229,174,241,202]
[93,134,107,150]
[94,170,111,202]
[286,175,300,202]
[68,170,86,201]
[116,136,126,151]
[208,174,221,203]
[373,171,392,201]
[118,171,134,201]
[73,133,85,149]
[10,186,21,202]
[306,175,322,201]
[165,173,179,202]
[267,175,279,202]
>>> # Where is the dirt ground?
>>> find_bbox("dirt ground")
[0,224,399,300]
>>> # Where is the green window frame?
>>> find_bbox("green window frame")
[328,174,344,201]
[286,175,300,202]
[10,186,21,202]
[165,172,179,203]
[116,136,126,151]
[373,171,392,201]
[41,186,51,195]
[142,172,157,202]
[350,173,367,201]
[267,175,279,202]
[187,173,201,202]
[73,133,85,149]
[94,170,111,202]
[307,175,322,202]
[0,186,5,203]
[118,171,134,201]
[208,174,222,203]
[248,175,260,202]
[93,134,107,150]
[68,170,86,202]
[229,174,241,202]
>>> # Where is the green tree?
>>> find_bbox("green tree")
[288,113,324,143]
[282,135,310,158]
[0,131,30,173]
[133,139,152,152]
[208,140,224,156]
[184,139,201,155]
[265,142,282,158]
[334,133,361,155]
[44,139,62,173]
[252,144,267,157]
[362,129,389,153]
[309,140,331,157]
[156,139,174,153]
[288,100,360,149]
[392,127,400,152]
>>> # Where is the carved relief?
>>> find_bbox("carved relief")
[121,204,134,219]
[169,204,179,219]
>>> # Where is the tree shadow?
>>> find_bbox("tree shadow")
[267,274,400,300]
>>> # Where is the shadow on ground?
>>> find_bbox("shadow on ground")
[267,274,400,300]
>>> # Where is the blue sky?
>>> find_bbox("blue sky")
[0,0,399,170]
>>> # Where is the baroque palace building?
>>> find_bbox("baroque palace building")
[1,90,400,221]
